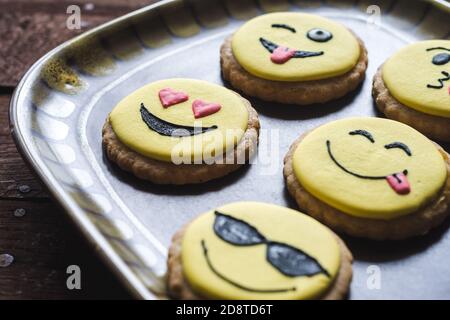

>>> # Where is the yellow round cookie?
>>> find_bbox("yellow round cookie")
[231,12,360,82]
[109,79,248,162]
[383,40,450,118]
[181,202,340,300]
[292,118,447,220]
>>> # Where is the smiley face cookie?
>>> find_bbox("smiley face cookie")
[167,202,353,300]
[221,12,368,105]
[373,40,450,142]
[284,118,450,240]
[102,78,260,184]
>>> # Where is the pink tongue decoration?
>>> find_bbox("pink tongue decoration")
[271,46,296,64]
[192,99,221,119]
[386,172,411,195]
[158,88,189,108]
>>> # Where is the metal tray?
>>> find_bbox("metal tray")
[10,0,450,299]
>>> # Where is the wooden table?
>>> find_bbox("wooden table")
[0,0,159,300]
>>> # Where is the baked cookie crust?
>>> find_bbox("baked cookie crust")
[167,223,353,300]
[284,132,450,240]
[102,97,260,185]
[373,67,450,142]
[220,34,368,105]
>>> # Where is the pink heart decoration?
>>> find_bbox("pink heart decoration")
[271,46,296,64]
[192,99,221,119]
[158,88,189,108]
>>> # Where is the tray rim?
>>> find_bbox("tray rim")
[8,0,450,300]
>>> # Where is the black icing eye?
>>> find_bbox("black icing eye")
[266,242,330,277]
[349,130,375,143]
[307,28,332,42]
[384,142,412,156]
[432,53,450,65]
[214,212,266,246]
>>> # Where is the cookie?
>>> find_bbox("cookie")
[284,117,450,240]
[167,202,353,300]
[102,78,260,184]
[221,12,368,105]
[373,40,450,142]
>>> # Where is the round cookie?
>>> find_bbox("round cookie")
[373,40,450,142]
[221,12,368,105]
[283,117,450,240]
[103,78,260,184]
[167,202,353,300]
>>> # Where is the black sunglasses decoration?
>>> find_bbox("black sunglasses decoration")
[212,211,330,278]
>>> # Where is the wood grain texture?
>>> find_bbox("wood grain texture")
[0,0,163,299]
[0,199,130,299]
[0,95,49,199]
[0,0,153,87]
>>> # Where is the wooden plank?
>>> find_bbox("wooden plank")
[0,199,130,299]
[0,94,49,199]
[0,0,155,87]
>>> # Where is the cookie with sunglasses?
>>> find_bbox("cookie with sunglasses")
[167,202,353,300]
[220,12,368,105]
[284,117,450,240]
[373,40,450,142]
[102,78,260,184]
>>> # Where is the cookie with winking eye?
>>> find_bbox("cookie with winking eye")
[373,40,450,142]
[220,12,368,105]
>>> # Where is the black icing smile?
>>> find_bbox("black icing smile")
[201,211,330,294]
[259,37,324,58]
[427,71,450,90]
[326,140,409,180]
[201,240,296,293]
[140,103,218,137]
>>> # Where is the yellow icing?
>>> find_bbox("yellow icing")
[231,12,360,81]
[181,202,340,300]
[383,40,450,118]
[109,79,248,162]
[292,117,447,220]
